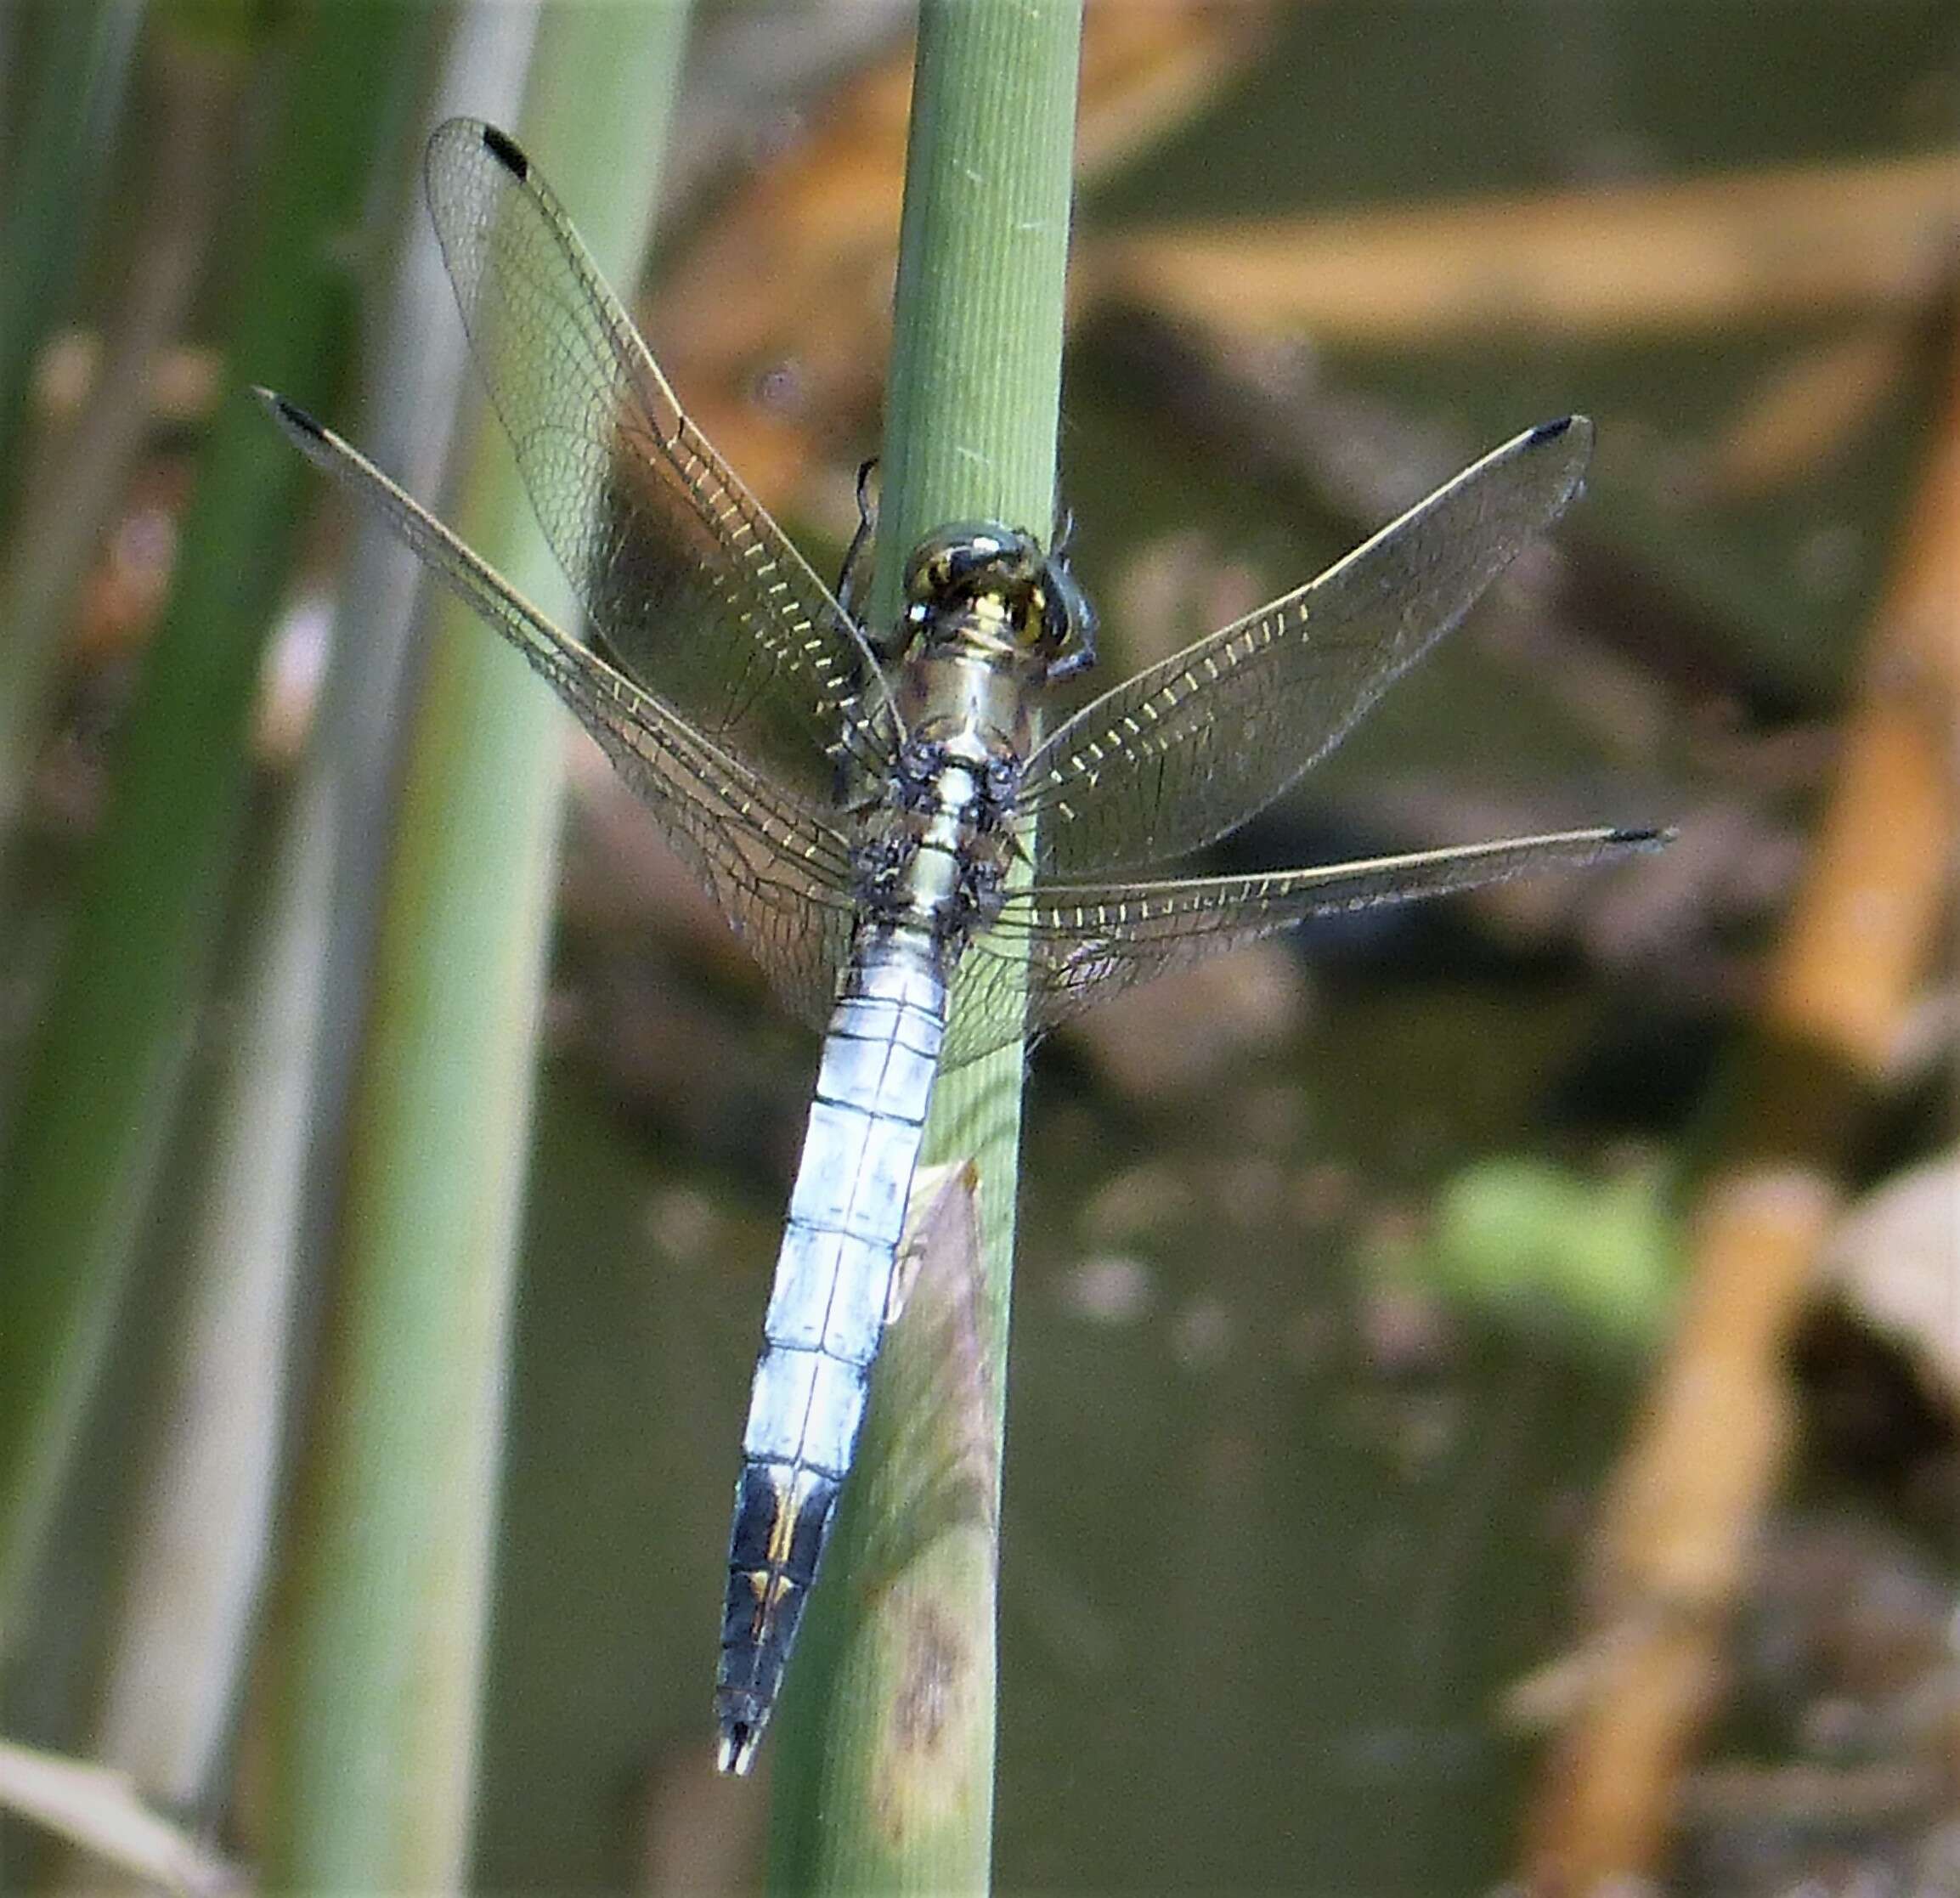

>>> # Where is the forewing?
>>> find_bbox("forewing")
[1018,418,1593,876]
[262,393,859,1030]
[422,117,898,804]
[939,823,1663,1065]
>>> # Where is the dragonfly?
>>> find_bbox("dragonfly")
[261,117,1664,1776]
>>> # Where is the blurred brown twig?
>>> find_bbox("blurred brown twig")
[648,0,1273,504]
[1078,150,1957,343]
[1515,323,1959,1894]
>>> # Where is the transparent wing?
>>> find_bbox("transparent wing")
[423,117,899,805]
[1018,418,1594,876]
[262,393,860,1030]
[939,824,1664,1065]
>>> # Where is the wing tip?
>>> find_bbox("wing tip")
[1523,413,1594,500]
[1604,824,1675,850]
[1528,413,1592,450]
[254,386,325,443]
[479,122,529,182]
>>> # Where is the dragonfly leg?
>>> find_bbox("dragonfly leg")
[835,457,879,630]
[1043,636,1097,684]
[1042,500,1098,682]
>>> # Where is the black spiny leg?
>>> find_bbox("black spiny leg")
[1044,632,1097,684]
[1043,502,1098,682]
[829,457,901,810]
[835,457,879,632]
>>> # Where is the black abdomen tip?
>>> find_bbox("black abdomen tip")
[480,123,529,180]
[717,1719,761,1777]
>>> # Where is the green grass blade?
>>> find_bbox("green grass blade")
[0,0,430,1633]
[259,8,691,1888]
[766,3,1084,1888]
[0,29,242,843]
[0,0,141,522]
[77,12,544,1827]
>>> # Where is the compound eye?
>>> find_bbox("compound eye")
[903,523,1015,606]
[901,536,945,605]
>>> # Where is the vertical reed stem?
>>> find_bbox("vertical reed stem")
[767,4,1084,1888]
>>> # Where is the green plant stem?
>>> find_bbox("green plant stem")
[76,12,544,1834]
[260,8,689,1889]
[0,0,140,526]
[767,3,1084,1889]
[0,34,242,842]
[0,0,427,1633]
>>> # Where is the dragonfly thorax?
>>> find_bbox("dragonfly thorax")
[878,522,1090,949]
[859,743,1018,950]
[891,523,1088,784]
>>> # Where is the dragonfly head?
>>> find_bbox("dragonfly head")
[901,522,1093,675]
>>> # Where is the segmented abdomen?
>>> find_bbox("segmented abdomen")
[714,928,946,1773]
